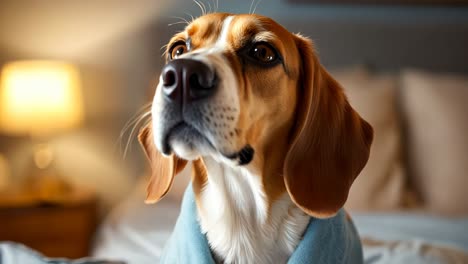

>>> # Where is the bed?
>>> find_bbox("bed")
[91,179,468,264]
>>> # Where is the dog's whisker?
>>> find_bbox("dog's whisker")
[252,0,262,14]
[193,0,206,16]
[160,43,169,51]
[161,43,171,58]
[209,0,216,13]
[168,21,189,27]
[210,0,218,12]
[249,0,255,14]
[118,103,152,157]
[119,115,149,154]
[201,0,208,15]
[123,110,152,159]
[206,0,212,14]
[169,16,190,26]
[184,12,195,23]
[119,113,145,154]
[193,0,202,15]
[120,103,151,137]
[119,112,148,150]
[177,16,190,24]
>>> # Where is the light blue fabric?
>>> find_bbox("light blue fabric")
[161,185,364,264]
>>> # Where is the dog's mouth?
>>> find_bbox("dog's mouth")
[162,122,254,165]
[224,145,255,165]
[161,121,207,155]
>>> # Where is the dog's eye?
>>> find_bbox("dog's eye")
[248,43,278,64]
[169,43,187,59]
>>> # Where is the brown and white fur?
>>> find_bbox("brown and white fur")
[139,13,373,264]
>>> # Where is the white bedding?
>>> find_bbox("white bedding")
[92,184,468,264]
[353,213,468,263]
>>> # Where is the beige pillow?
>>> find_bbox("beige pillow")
[332,67,408,211]
[401,69,468,216]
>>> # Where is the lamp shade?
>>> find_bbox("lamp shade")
[0,60,84,136]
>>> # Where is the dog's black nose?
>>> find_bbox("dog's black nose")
[161,59,217,105]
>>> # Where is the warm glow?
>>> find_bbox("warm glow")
[0,61,84,136]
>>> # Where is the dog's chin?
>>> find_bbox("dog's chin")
[162,123,255,165]
[163,122,212,160]
[171,140,202,160]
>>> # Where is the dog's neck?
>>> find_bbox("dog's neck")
[192,157,310,264]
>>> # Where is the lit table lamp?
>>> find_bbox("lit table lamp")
[0,60,84,204]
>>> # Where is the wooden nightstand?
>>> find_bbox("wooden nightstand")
[0,189,98,258]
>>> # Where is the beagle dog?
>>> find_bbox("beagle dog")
[139,13,373,264]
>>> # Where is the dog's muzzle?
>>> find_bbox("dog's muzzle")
[162,58,218,105]
[157,58,254,165]
[158,58,218,156]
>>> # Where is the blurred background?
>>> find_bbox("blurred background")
[0,0,467,262]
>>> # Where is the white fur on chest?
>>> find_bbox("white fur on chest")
[197,157,310,264]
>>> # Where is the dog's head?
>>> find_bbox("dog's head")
[139,13,373,218]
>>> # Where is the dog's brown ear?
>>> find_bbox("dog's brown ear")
[284,35,373,219]
[138,123,188,204]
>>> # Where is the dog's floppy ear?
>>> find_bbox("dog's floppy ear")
[138,122,188,204]
[284,35,373,219]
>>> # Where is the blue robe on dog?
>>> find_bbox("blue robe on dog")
[160,185,364,264]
